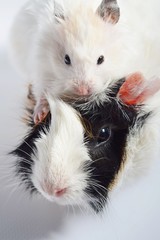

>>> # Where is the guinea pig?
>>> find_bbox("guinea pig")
[11,73,160,212]
[9,0,160,123]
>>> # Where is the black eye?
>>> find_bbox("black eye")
[64,54,71,65]
[96,127,111,146]
[97,55,104,65]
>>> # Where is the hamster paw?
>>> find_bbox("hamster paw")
[33,99,50,124]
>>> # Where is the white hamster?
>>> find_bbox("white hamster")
[9,0,160,122]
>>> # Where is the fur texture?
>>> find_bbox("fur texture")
[9,0,160,122]
[11,75,160,212]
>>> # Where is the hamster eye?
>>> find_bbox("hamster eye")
[96,127,111,146]
[64,54,71,65]
[97,55,104,65]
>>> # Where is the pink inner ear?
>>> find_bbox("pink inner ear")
[118,72,160,105]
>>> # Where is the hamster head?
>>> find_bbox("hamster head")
[12,73,160,212]
[35,0,133,98]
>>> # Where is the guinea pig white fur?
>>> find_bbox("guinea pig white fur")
[12,74,160,212]
[9,0,160,123]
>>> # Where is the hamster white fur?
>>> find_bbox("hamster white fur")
[12,74,160,212]
[9,0,160,122]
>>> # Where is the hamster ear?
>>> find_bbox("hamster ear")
[96,0,120,24]
[117,73,160,105]
[54,0,65,23]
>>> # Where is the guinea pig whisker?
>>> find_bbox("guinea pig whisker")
[78,198,91,216]
[88,181,108,204]
[17,167,32,173]
[2,181,20,191]
[93,195,107,209]
[15,148,32,158]
[70,202,76,218]
[116,100,131,121]
[16,164,32,171]
[93,188,107,203]
[2,184,20,209]
[91,157,107,164]
[0,143,16,148]
[92,189,107,206]
[17,159,32,165]
[89,180,108,193]
[65,204,70,218]
[90,184,107,199]
[0,164,14,173]
[68,196,86,216]
[67,203,75,217]
[0,165,13,172]
[0,168,13,179]
[84,192,96,204]
[76,202,86,216]
[88,193,105,212]
[19,178,33,187]
[17,173,31,182]
[91,169,116,177]
[22,140,34,151]
[0,174,15,182]
[0,154,9,160]
[29,185,37,193]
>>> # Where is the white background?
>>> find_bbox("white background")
[0,1,160,240]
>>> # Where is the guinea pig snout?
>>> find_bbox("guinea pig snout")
[41,180,67,198]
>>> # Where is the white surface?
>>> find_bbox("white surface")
[0,1,160,240]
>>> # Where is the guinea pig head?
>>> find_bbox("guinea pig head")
[13,98,92,208]
[12,73,160,212]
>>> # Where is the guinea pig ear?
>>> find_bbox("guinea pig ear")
[54,0,65,23]
[96,0,120,24]
[117,72,160,105]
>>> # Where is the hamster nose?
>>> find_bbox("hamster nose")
[74,84,92,96]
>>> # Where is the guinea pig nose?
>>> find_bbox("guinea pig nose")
[54,188,67,197]
[41,181,67,197]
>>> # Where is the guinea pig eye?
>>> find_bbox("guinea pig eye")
[96,127,111,146]
[97,55,104,65]
[64,54,71,65]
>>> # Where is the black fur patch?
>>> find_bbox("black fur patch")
[73,79,149,212]
[11,79,150,212]
[11,113,51,193]
[77,83,137,211]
